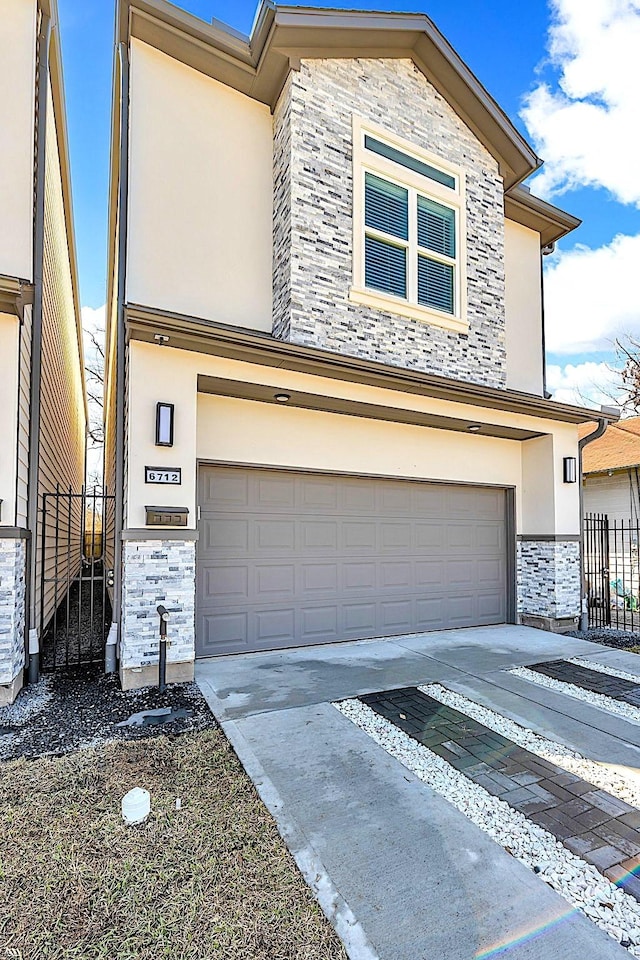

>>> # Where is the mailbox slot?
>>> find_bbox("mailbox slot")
[145,506,189,527]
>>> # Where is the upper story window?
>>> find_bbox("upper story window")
[350,119,468,334]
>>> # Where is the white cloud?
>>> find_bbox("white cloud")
[544,233,640,353]
[546,359,620,408]
[521,0,640,204]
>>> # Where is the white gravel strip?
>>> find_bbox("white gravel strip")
[335,697,640,954]
[510,666,640,726]
[568,658,640,686]
[418,683,640,808]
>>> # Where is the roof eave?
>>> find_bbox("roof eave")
[505,185,581,246]
[123,0,540,188]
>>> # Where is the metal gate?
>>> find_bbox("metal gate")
[39,486,115,671]
[584,513,640,632]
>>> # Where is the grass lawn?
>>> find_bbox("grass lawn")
[0,729,347,960]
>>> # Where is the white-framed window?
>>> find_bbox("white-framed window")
[350,117,468,334]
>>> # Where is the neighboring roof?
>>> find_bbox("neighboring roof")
[580,418,640,474]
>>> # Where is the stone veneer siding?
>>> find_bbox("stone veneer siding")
[121,540,196,670]
[517,540,581,620]
[0,538,26,687]
[272,58,506,388]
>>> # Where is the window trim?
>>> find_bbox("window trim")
[350,117,468,334]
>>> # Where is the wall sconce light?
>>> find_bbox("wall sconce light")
[156,402,174,447]
[563,456,577,483]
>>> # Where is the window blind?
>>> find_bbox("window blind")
[365,235,407,299]
[417,196,456,259]
[365,173,408,240]
[417,255,454,314]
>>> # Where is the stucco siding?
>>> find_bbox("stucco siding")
[272,58,506,388]
[126,39,273,330]
[504,218,543,395]
[0,0,36,283]
[36,80,86,632]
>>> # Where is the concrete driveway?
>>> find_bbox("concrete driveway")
[197,625,640,959]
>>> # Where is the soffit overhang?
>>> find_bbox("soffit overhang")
[125,303,618,428]
[505,187,581,247]
[122,0,540,190]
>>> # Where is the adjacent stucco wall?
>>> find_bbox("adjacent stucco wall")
[583,471,640,523]
[0,0,36,282]
[504,219,543,395]
[127,39,273,330]
[273,58,506,388]
[0,313,20,525]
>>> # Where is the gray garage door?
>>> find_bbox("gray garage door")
[196,465,508,658]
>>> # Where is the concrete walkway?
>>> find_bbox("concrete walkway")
[197,625,640,959]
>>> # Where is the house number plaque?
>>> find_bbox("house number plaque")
[145,466,182,485]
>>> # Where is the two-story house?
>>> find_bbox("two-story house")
[0,0,87,703]
[105,0,615,691]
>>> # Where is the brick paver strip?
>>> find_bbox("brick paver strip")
[360,687,640,900]
[528,659,640,707]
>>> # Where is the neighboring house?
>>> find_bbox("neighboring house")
[581,418,640,523]
[580,419,640,618]
[105,0,616,691]
[0,0,87,703]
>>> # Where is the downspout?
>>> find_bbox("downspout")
[112,40,130,657]
[578,418,608,631]
[541,242,555,399]
[26,11,52,685]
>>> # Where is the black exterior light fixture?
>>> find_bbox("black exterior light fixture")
[274,393,290,403]
[468,423,481,433]
[156,402,174,447]
[563,456,577,483]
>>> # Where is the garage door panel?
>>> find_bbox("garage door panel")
[343,561,377,591]
[254,563,296,601]
[380,599,414,633]
[416,559,446,588]
[255,519,296,552]
[200,611,249,655]
[255,608,296,643]
[203,564,250,601]
[301,605,339,640]
[415,523,446,549]
[301,520,339,551]
[416,597,446,630]
[301,561,339,594]
[379,561,413,590]
[257,475,297,510]
[380,522,412,551]
[301,477,339,511]
[196,467,508,657]
[343,601,377,634]
[342,481,377,514]
[342,522,376,551]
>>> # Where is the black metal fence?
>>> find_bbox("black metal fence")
[584,513,640,632]
[39,486,115,671]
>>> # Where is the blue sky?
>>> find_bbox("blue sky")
[58,0,640,408]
